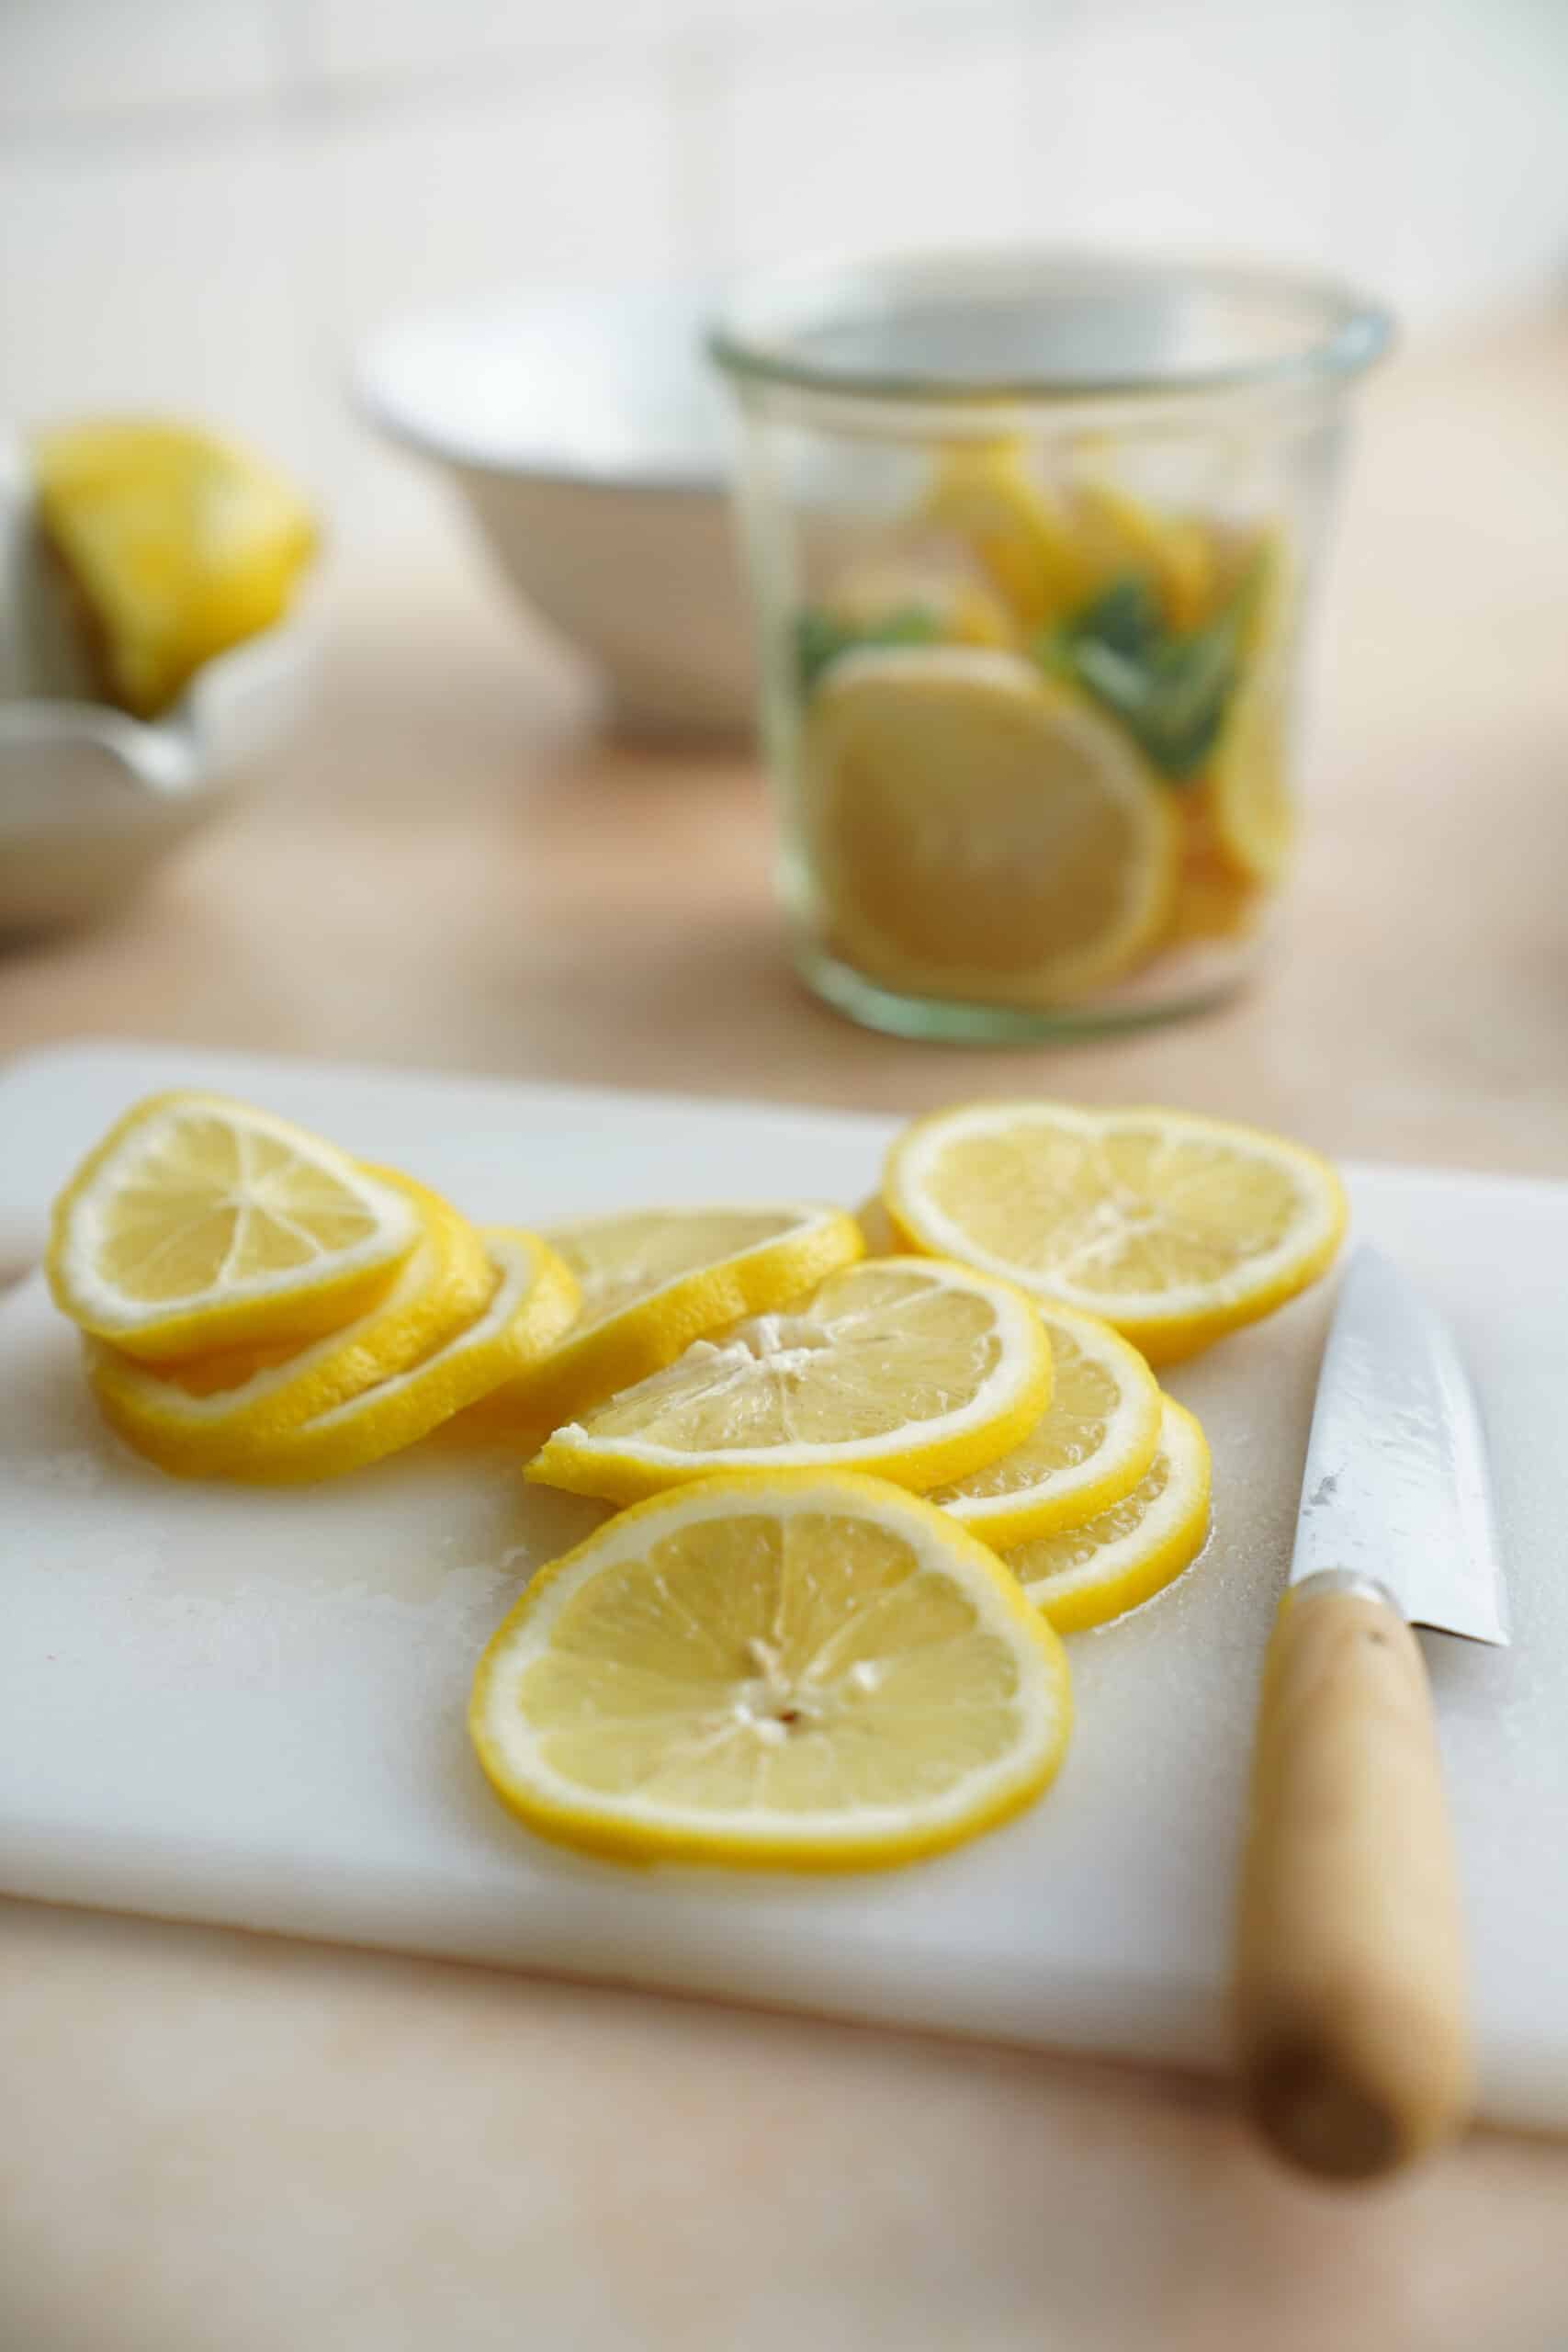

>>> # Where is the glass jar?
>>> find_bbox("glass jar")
[709,251,1391,1041]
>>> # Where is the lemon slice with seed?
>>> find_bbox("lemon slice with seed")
[928,1303,1162,1548]
[804,648,1179,1008]
[1003,1396,1211,1632]
[886,1100,1346,1364]
[49,1091,421,1363]
[85,1168,492,1474]
[527,1256,1052,1506]
[470,1469,1071,1870]
[468,1203,863,1436]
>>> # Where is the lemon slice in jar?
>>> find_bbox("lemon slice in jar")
[803,647,1179,1009]
[1203,527,1297,885]
[921,443,1101,627]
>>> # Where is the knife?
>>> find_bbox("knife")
[1233,1245,1508,2182]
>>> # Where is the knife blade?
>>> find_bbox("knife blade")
[1289,1247,1508,1645]
[1234,1246,1506,2182]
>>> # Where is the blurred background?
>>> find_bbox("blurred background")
[6,0,1567,553]
[2,0,1566,1107]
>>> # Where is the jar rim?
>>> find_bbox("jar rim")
[707,246,1393,411]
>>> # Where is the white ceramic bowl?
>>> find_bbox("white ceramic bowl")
[0,436,319,939]
[355,289,755,739]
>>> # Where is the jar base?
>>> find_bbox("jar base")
[795,940,1252,1044]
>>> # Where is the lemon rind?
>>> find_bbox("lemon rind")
[96,1227,579,1484]
[934,1302,1163,1548]
[1006,1396,1213,1633]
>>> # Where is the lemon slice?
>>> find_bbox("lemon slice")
[1003,1396,1211,1631]
[927,1303,1162,1548]
[470,1470,1072,1870]
[228,1228,579,1484]
[528,1256,1053,1506]
[819,560,1017,652]
[804,648,1178,1008]
[49,1092,422,1363]
[921,443,1100,627]
[1167,831,1264,945]
[1071,474,1215,632]
[1203,526,1295,885]
[886,1100,1346,1363]
[468,1204,864,1437]
[31,417,316,718]
[1206,665,1292,886]
[96,1227,578,1483]
[84,1169,492,1474]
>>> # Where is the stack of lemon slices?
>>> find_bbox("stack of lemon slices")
[49,1091,1345,1875]
[46,1092,588,1483]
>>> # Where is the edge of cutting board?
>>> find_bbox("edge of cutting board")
[6,1035,1568,1212]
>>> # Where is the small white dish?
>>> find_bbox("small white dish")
[355,288,756,739]
[0,435,319,939]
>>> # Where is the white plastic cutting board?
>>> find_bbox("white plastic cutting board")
[2,1042,1565,2131]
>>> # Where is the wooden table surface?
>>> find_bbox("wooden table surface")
[3,314,1567,2352]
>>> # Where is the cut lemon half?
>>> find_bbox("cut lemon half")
[96,1227,578,1483]
[31,417,316,718]
[467,1203,863,1437]
[1003,1395,1211,1632]
[470,1470,1072,1871]
[804,648,1179,1008]
[528,1255,1053,1506]
[927,1303,1162,1548]
[886,1100,1347,1363]
[85,1169,492,1473]
[49,1091,421,1363]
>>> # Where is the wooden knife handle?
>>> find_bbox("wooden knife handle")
[1234,1573,1471,2181]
